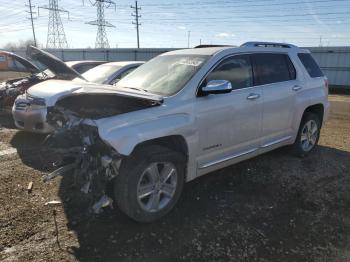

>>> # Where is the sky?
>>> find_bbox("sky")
[1,0,350,48]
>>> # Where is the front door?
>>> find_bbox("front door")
[195,54,263,175]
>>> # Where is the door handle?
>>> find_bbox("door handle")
[292,85,302,91]
[247,93,260,100]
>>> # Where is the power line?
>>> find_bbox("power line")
[131,0,141,48]
[38,0,69,48]
[139,17,350,26]
[129,0,349,7]
[141,4,348,15]
[1,0,349,47]
[86,0,116,49]
[138,11,350,22]
[26,0,37,46]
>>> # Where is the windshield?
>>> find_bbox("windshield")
[116,55,209,96]
[80,64,123,84]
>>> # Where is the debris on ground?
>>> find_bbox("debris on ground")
[92,195,113,214]
[27,181,33,193]
[0,116,350,261]
[44,200,62,206]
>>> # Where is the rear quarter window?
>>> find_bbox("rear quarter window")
[298,53,324,78]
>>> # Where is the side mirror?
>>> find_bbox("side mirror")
[202,80,232,95]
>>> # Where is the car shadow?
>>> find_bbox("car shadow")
[0,111,16,129]
[9,131,59,171]
[56,145,350,262]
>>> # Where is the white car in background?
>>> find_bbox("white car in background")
[12,61,144,133]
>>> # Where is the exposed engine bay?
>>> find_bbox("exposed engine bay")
[0,74,46,109]
[43,93,162,214]
[52,93,160,119]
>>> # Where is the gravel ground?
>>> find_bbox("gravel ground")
[0,113,350,262]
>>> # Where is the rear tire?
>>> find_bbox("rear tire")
[114,145,186,223]
[291,112,321,157]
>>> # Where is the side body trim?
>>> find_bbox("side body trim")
[199,148,258,169]
[199,135,292,170]
[261,136,292,148]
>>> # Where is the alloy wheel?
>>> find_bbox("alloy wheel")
[301,119,318,152]
[137,162,178,213]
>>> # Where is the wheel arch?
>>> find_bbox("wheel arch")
[121,135,190,182]
[131,135,189,161]
[303,103,324,127]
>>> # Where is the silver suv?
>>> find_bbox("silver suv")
[44,42,330,222]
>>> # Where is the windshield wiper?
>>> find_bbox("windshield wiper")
[123,87,149,93]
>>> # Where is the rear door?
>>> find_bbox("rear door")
[252,53,300,147]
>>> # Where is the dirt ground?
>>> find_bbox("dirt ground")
[0,113,350,262]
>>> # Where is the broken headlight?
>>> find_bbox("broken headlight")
[26,93,46,107]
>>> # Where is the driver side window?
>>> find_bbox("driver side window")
[206,55,253,90]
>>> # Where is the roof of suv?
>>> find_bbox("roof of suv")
[162,42,309,57]
[162,47,231,56]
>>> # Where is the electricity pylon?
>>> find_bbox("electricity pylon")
[86,0,116,48]
[39,0,69,48]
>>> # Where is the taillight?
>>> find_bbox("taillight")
[324,78,329,94]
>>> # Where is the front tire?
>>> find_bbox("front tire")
[114,145,185,222]
[292,112,321,157]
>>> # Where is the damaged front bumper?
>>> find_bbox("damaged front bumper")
[42,91,162,214]
[43,107,123,214]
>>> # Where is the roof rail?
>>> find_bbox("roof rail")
[194,44,235,48]
[241,41,298,49]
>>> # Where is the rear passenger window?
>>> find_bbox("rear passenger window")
[253,53,294,85]
[298,53,324,78]
[206,55,253,90]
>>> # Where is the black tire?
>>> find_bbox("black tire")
[291,112,321,157]
[114,145,186,223]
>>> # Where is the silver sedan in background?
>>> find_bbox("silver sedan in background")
[79,61,144,85]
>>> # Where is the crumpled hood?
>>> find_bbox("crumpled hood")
[27,79,163,106]
[27,79,98,106]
